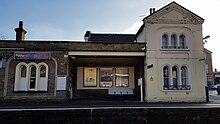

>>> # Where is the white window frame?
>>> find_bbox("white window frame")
[161,34,169,48]
[14,62,49,91]
[179,34,186,48]
[171,34,177,48]
[162,64,191,91]
[161,33,188,49]
[28,63,37,90]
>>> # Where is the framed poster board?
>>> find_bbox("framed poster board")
[84,68,97,87]
[100,68,113,87]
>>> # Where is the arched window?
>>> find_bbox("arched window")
[20,66,26,77]
[162,34,169,48]
[171,34,177,48]
[40,65,46,77]
[181,66,188,89]
[30,66,37,89]
[162,64,191,90]
[163,66,170,89]
[172,66,178,88]
[14,62,49,91]
[14,63,28,91]
[179,35,186,48]
[38,64,48,91]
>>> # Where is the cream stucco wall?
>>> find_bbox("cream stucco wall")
[145,58,206,102]
[137,4,206,102]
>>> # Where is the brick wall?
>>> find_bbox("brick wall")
[0,40,145,52]
[3,51,68,99]
[0,40,145,99]
[6,59,56,97]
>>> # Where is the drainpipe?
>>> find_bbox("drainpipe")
[144,24,148,102]
[205,86,209,102]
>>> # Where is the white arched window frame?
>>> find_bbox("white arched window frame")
[171,34,177,48]
[162,34,169,48]
[162,65,170,90]
[172,65,178,89]
[181,65,191,90]
[27,63,38,90]
[179,34,186,49]
[14,62,28,91]
[37,63,49,91]
[160,32,189,49]
[162,64,191,91]
[14,62,49,91]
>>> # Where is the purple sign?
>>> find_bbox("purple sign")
[14,52,51,60]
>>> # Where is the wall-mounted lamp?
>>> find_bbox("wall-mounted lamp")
[203,35,210,44]
[141,47,146,51]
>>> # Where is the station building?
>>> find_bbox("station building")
[0,2,208,102]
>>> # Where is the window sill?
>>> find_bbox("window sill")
[162,88,192,91]
[14,91,48,93]
[160,48,190,51]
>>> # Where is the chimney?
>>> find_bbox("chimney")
[84,31,91,42]
[152,8,156,13]
[150,8,153,15]
[150,8,156,15]
[15,21,27,41]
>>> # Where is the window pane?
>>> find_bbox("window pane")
[172,66,178,88]
[30,66,36,89]
[100,68,113,87]
[30,78,36,89]
[40,66,46,77]
[30,66,36,77]
[162,34,168,47]
[171,35,177,48]
[181,66,187,87]
[180,35,185,48]
[84,68,97,87]
[20,66,26,77]
[115,68,129,87]
[163,66,169,89]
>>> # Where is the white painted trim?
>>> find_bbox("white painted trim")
[14,62,49,91]
[162,64,191,91]
[14,62,28,91]
[4,57,13,96]
[37,63,49,91]
[68,51,145,56]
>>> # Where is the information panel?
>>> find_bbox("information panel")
[84,67,97,87]
[14,52,51,60]
[56,76,67,90]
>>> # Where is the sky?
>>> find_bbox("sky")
[0,0,219,70]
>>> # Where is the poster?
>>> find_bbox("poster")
[84,68,97,87]
[115,68,129,87]
[100,68,113,87]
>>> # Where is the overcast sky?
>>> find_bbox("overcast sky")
[0,0,219,70]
